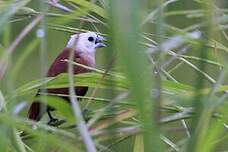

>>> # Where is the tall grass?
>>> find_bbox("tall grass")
[0,0,228,151]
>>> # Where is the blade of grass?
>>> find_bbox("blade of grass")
[133,134,144,152]
[108,0,164,151]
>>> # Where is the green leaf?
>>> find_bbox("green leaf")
[10,128,26,152]
[134,134,144,152]
[36,96,73,121]
[46,73,129,90]
[13,72,196,99]
[68,0,107,18]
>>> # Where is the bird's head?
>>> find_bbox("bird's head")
[66,32,106,54]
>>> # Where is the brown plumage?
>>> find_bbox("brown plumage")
[27,32,105,122]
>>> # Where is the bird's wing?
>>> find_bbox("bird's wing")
[47,48,93,77]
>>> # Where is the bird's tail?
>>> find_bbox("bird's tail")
[28,101,44,121]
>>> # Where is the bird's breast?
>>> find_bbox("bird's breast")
[79,53,96,68]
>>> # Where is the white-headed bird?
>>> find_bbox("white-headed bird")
[28,32,106,124]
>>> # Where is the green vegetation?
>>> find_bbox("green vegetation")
[0,0,228,151]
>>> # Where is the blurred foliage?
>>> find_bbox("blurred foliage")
[0,0,228,152]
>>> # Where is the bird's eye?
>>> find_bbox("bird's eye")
[88,36,94,42]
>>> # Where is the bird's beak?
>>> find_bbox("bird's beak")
[95,35,106,48]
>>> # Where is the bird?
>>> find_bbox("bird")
[27,32,106,125]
